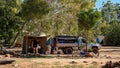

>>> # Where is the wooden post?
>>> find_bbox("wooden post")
[25,35,28,54]
[22,36,26,54]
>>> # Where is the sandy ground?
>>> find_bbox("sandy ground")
[0,46,120,68]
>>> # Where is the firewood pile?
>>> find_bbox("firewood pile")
[0,49,20,58]
[102,61,120,68]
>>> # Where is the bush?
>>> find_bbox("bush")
[104,24,120,46]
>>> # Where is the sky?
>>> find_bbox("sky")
[95,0,120,9]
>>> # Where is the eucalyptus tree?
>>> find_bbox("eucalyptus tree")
[101,1,119,25]
[115,3,120,23]
[12,0,50,43]
[100,1,120,36]
[77,9,101,51]
[0,0,23,46]
[101,1,120,45]
[41,0,97,36]
[11,0,50,46]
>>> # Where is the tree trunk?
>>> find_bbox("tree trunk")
[11,21,26,46]
[0,60,15,64]
[84,29,88,52]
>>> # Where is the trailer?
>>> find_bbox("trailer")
[53,35,79,54]
[53,35,100,55]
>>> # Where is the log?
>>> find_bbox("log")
[0,60,15,65]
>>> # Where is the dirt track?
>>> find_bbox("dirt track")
[0,46,120,68]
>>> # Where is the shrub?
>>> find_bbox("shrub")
[104,24,120,46]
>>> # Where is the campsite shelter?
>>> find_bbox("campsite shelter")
[22,35,47,54]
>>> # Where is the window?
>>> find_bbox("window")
[56,36,78,43]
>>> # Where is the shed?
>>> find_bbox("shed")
[22,35,47,54]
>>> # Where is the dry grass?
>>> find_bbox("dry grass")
[0,46,120,68]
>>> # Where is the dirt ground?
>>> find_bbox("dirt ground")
[0,46,120,68]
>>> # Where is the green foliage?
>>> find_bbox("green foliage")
[77,9,101,30]
[0,0,100,45]
[104,24,120,46]
[21,0,50,20]
[77,8,101,51]
[41,0,97,36]
[99,23,111,35]
[100,1,120,43]
[0,0,23,45]
[101,1,120,24]
[0,0,6,8]
[20,0,50,36]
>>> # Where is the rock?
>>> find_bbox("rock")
[104,55,107,57]
[83,61,88,63]
[69,61,77,64]
[101,62,103,64]
[91,61,98,64]
[13,64,19,67]
[106,56,111,59]
[5,54,11,58]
